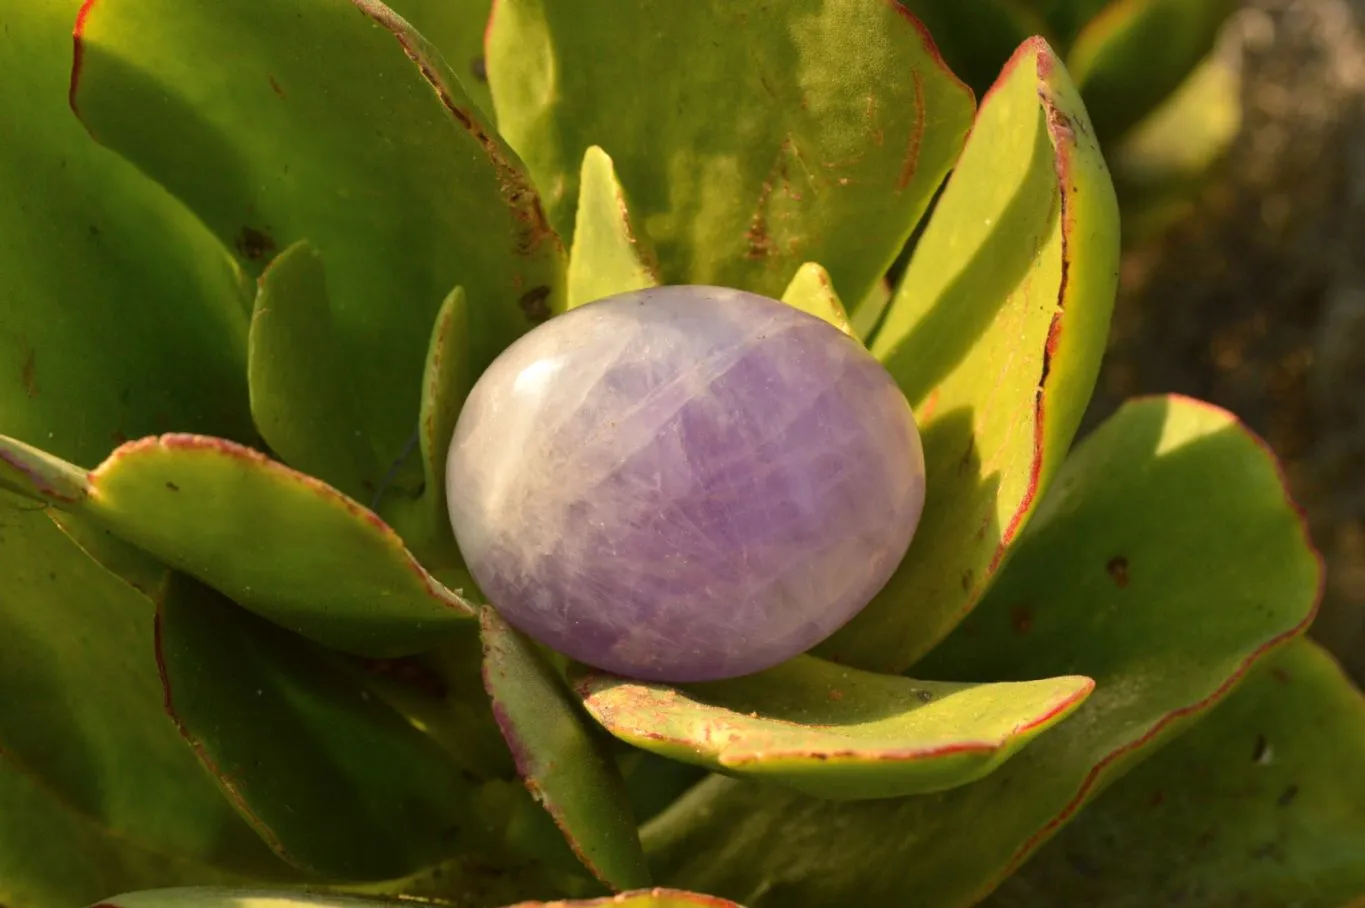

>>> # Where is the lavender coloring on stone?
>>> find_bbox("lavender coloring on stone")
[446,285,926,682]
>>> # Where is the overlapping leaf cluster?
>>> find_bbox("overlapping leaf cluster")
[0,2,1361,908]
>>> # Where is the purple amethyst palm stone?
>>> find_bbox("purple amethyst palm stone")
[446,285,925,682]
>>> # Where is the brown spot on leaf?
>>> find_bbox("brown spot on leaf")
[268,75,285,98]
[896,69,926,191]
[1272,667,1292,684]
[826,688,844,702]
[20,348,37,398]
[1106,555,1130,587]
[234,226,276,261]
[1149,790,1165,807]
[1011,604,1034,634]
[1253,733,1272,764]
[470,56,487,83]
[960,568,974,591]
[164,481,180,492]
[1277,783,1300,807]
[518,285,552,323]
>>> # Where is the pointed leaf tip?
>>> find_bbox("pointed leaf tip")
[780,263,856,339]
[566,146,661,310]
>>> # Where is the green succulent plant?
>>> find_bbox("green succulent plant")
[2,1,1362,908]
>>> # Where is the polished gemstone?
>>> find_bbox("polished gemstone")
[446,285,925,682]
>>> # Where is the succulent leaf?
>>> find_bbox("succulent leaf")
[1,0,254,472]
[47,510,171,598]
[486,0,975,305]
[573,656,1092,800]
[500,891,747,908]
[0,432,477,656]
[0,504,294,906]
[382,0,497,117]
[779,264,856,339]
[481,609,653,891]
[642,395,1321,907]
[0,433,91,504]
[821,37,1120,673]
[566,147,662,310]
[86,887,745,908]
[248,241,381,503]
[986,638,1365,907]
[376,284,479,575]
[70,0,567,469]
[1067,0,1239,142]
[848,276,894,344]
[156,574,475,880]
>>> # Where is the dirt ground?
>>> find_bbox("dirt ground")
[1081,0,1365,680]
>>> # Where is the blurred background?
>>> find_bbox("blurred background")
[1068,0,1365,683]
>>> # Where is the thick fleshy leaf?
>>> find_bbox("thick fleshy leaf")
[0,433,90,504]
[481,610,651,891]
[574,656,1091,800]
[247,241,379,502]
[383,0,496,117]
[376,284,479,585]
[779,264,855,339]
[1067,0,1239,141]
[7,432,475,656]
[90,887,744,908]
[848,276,893,343]
[156,574,473,880]
[986,639,1365,908]
[0,502,294,907]
[72,0,566,469]
[487,0,975,304]
[1,0,253,472]
[820,37,1120,673]
[644,395,1321,907]
[501,891,745,908]
[48,510,170,598]
[566,147,661,310]
[0,764,252,908]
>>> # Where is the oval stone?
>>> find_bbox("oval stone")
[446,285,925,682]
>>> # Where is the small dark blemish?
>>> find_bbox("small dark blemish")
[234,226,276,261]
[20,349,37,399]
[165,481,180,492]
[960,568,973,591]
[1106,555,1130,588]
[915,689,933,703]
[470,56,488,83]
[268,75,285,98]
[1253,733,1272,764]
[518,285,552,322]
[1011,604,1033,634]
[88,223,101,237]
[1277,784,1300,807]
